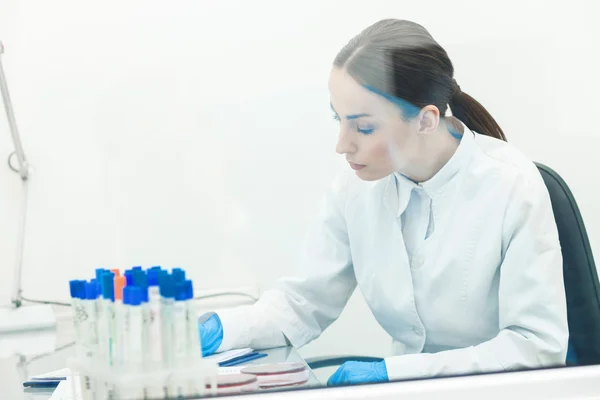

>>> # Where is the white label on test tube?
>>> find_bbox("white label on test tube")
[82,291,99,400]
[121,287,145,400]
[81,299,98,358]
[73,303,86,358]
[186,295,201,397]
[97,297,116,366]
[98,298,112,365]
[148,286,162,363]
[173,298,188,398]
[187,300,201,359]
[114,300,124,367]
[160,294,175,400]
[106,299,116,366]
[128,304,143,365]
[141,300,150,356]
[174,300,187,363]
[160,296,174,366]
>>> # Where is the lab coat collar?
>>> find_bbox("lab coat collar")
[385,121,476,217]
[421,121,475,194]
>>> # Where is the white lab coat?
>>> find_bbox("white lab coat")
[217,124,568,380]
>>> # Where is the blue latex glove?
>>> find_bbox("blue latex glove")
[327,361,389,386]
[198,313,224,357]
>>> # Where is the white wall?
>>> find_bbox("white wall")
[0,0,20,306]
[1,0,599,363]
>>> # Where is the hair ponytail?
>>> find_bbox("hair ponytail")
[334,19,507,142]
[449,82,506,141]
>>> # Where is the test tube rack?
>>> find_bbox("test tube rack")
[68,356,219,400]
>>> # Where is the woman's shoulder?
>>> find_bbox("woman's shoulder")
[471,133,545,189]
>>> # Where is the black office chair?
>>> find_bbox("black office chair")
[536,162,600,365]
[306,163,600,370]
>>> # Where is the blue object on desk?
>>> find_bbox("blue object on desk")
[23,374,67,389]
[199,313,224,357]
[219,352,268,367]
[23,379,64,388]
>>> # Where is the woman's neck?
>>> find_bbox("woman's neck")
[403,118,463,183]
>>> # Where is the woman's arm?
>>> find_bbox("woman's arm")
[382,171,568,380]
[215,172,358,352]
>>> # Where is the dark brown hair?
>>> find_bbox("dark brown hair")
[334,19,506,141]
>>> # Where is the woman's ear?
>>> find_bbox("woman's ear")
[417,105,440,135]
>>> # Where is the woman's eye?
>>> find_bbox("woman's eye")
[357,125,375,135]
[332,114,341,121]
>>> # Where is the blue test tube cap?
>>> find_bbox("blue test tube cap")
[101,272,115,301]
[133,269,148,288]
[69,280,80,299]
[85,281,98,300]
[184,280,194,300]
[172,268,186,283]
[132,269,142,285]
[132,266,143,271]
[95,268,107,281]
[140,285,149,303]
[124,270,134,286]
[123,286,129,305]
[123,286,142,306]
[158,269,169,284]
[92,278,101,295]
[174,281,187,301]
[72,280,86,299]
[147,269,159,287]
[159,274,175,298]
[78,280,87,299]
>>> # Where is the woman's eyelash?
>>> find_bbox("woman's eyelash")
[357,127,375,135]
[332,112,374,134]
[333,114,375,134]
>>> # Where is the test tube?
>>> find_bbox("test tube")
[147,268,162,364]
[138,277,150,365]
[123,286,145,399]
[114,276,126,367]
[69,280,86,356]
[185,280,201,397]
[159,273,176,399]
[185,280,201,359]
[174,282,188,363]
[95,272,116,400]
[159,274,175,367]
[123,286,144,365]
[131,271,150,359]
[80,282,98,400]
[100,272,115,366]
[82,282,99,358]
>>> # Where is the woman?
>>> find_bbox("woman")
[199,19,568,386]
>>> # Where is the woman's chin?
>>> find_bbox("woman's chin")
[354,167,385,181]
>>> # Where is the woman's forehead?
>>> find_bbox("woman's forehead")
[328,68,396,117]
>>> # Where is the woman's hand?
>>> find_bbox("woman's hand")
[327,360,389,386]
[198,313,224,357]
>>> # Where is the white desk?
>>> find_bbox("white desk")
[6,306,600,400]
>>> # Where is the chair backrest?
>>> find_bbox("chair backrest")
[536,163,600,365]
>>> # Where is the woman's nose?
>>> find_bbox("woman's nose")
[336,130,356,155]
